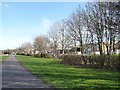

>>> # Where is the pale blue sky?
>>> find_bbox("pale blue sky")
[1,2,84,50]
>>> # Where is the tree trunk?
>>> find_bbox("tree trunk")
[98,42,103,55]
[106,45,109,55]
[113,35,116,54]
[109,36,112,54]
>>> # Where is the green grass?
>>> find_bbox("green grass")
[0,55,8,64]
[16,55,120,89]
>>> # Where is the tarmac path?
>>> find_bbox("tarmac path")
[2,56,52,88]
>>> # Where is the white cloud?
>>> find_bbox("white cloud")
[42,18,51,27]
[40,18,52,34]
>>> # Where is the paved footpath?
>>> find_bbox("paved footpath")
[2,56,53,88]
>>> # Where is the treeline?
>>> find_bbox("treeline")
[18,2,120,56]
[15,2,120,71]
[48,2,120,55]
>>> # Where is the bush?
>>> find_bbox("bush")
[82,56,88,65]
[26,54,30,56]
[16,53,20,55]
[61,54,120,71]
[104,55,111,67]
[109,54,120,71]
[45,54,52,58]
[96,55,105,68]
[34,53,41,58]
[18,53,25,55]
[61,55,83,65]
[89,55,96,65]
[41,53,51,58]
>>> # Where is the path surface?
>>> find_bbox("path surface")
[2,56,52,88]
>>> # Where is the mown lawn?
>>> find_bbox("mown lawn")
[0,55,8,64]
[16,55,120,89]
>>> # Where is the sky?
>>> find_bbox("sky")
[1,2,84,50]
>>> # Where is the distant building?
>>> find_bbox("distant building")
[0,50,2,55]
[68,47,81,55]
[115,41,120,54]
[66,42,118,55]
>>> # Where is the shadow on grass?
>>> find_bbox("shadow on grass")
[16,55,120,89]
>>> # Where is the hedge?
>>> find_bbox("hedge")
[61,54,120,71]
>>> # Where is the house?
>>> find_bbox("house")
[68,42,108,55]
[48,41,120,56]
[115,41,120,54]
[0,50,2,54]
[84,42,120,55]
[68,47,81,55]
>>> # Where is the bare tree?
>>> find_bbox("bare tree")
[59,20,73,54]
[48,20,72,56]
[84,2,119,55]
[84,2,107,55]
[48,22,60,56]
[65,14,77,47]
[106,2,120,54]
[20,42,32,54]
[33,35,50,53]
[66,5,85,54]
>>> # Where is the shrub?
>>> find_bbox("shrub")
[34,53,41,58]
[18,53,25,55]
[104,55,111,67]
[16,53,20,55]
[61,54,120,71]
[82,56,88,65]
[109,54,120,71]
[89,55,96,65]
[26,54,30,56]
[42,53,51,58]
[61,55,83,65]
[96,55,105,68]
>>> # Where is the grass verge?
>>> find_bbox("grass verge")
[16,55,120,89]
[0,55,8,64]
